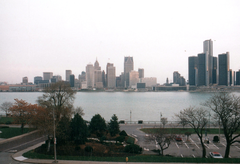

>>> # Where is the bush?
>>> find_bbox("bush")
[84,146,93,152]
[126,136,135,144]
[124,144,142,154]
[75,146,81,151]
[119,130,128,136]
[5,121,12,125]
[116,136,125,143]
[213,136,219,142]
[100,135,107,143]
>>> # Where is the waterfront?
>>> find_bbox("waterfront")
[1,92,240,122]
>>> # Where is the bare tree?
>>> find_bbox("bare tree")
[204,92,240,158]
[73,106,85,116]
[145,129,173,156]
[0,101,13,116]
[175,107,208,158]
[161,117,168,128]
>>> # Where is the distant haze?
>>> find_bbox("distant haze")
[1,0,240,84]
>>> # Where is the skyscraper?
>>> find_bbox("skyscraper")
[236,70,240,85]
[66,70,72,82]
[94,59,102,87]
[203,39,213,85]
[70,74,75,87]
[106,63,116,88]
[197,53,206,86]
[129,70,139,88]
[138,68,144,78]
[86,64,94,88]
[22,77,28,84]
[212,57,217,84]
[43,72,53,81]
[124,56,134,88]
[188,56,198,86]
[218,52,229,86]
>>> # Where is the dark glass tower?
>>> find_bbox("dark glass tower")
[197,53,206,86]
[212,57,217,84]
[218,52,229,86]
[70,74,75,87]
[188,56,198,86]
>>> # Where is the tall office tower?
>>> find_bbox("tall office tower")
[129,70,139,88]
[229,69,235,86]
[94,59,102,87]
[197,53,206,86]
[78,71,86,82]
[173,71,180,84]
[106,63,116,88]
[218,52,229,86]
[212,57,217,84]
[66,70,72,82]
[102,70,106,87]
[236,70,240,85]
[22,77,28,84]
[52,75,62,82]
[34,76,42,84]
[86,64,94,88]
[138,68,144,78]
[188,56,198,86]
[124,56,134,88]
[203,39,213,85]
[70,74,75,87]
[94,59,101,70]
[43,72,53,81]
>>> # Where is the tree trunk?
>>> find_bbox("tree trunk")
[200,140,206,158]
[47,137,51,152]
[21,123,24,134]
[224,143,230,158]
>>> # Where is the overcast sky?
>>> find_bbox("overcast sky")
[1,0,240,84]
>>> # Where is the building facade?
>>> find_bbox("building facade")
[138,68,144,78]
[129,70,139,88]
[218,52,229,86]
[66,70,72,82]
[188,56,198,86]
[124,56,134,88]
[43,72,53,81]
[86,64,94,88]
[107,63,116,88]
[197,53,206,86]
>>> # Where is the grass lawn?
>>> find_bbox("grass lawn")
[140,128,228,134]
[0,127,35,139]
[23,150,240,163]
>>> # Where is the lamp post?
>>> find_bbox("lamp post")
[52,106,57,163]
[160,112,162,128]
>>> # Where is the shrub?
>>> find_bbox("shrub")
[84,146,93,152]
[124,144,142,154]
[5,121,12,125]
[116,136,125,143]
[119,130,128,136]
[75,146,81,151]
[100,135,107,143]
[213,136,219,142]
[126,136,135,144]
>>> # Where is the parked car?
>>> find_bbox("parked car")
[209,152,223,158]
[175,135,182,141]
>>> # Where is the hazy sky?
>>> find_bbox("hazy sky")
[1,0,240,84]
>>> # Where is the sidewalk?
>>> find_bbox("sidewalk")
[12,142,235,164]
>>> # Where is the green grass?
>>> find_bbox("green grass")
[0,127,35,139]
[140,128,227,134]
[23,151,240,163]
[0,117,13,124]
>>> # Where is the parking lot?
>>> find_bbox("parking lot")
[120,124,240,158]
[144,133,240,158]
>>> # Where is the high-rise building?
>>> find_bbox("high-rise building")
[78,71,86,82]
[22,77,28,84]
[129,70,139,88]
[106,63,116,88]
[203,39,213,85]
[212,57,217,84]
[70,74,75,87]
[197,53,206,86]
[188,56,198,86]
[236,70,240,85]
[124,57,134,88]
[138,68,144,78]
[94,59,102,87]
[86,64,94,88]
[52,75,62,82]
[94,59,101,70]
[34,76,42,84]
[229,69,235,86]
[66,70,72,82]
[173,71,180,84]
[218,52,229,86]
[43,72,53,81]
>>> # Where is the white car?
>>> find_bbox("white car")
[209,152,223,158]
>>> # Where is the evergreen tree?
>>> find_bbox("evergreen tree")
[70,113,88,144]
[108,114,120,136]
[56,115,71,145]
[89,114,106,137]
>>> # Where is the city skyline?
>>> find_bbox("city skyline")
[1,1,240,84]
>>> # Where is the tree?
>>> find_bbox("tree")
[146,129,173,156]
[70,113,88,144]
[37,81,76,123]
[9,99,38,133]
[0,101,13,116]
[89,114,106,137]
[204,92,240,158]
[73,106,85,116]
[161,117,168,128]
[175,107,208,158]
[56,115,71,145]
[108,114,120,136]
